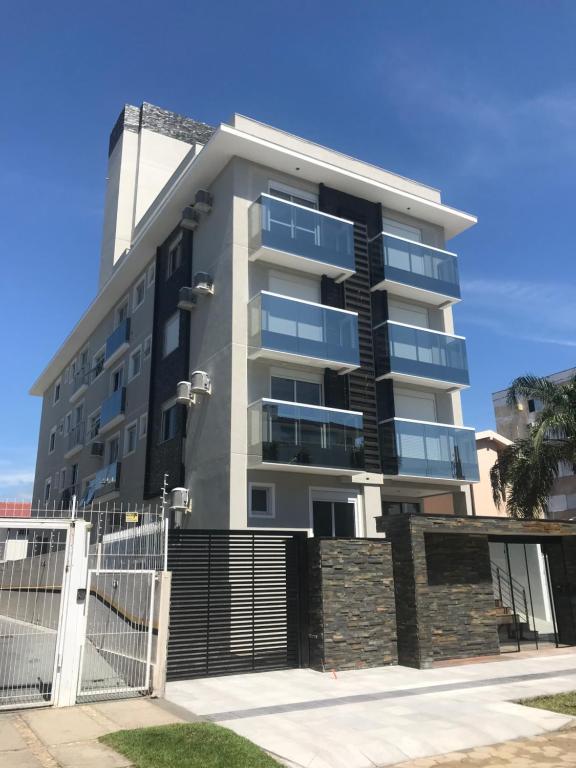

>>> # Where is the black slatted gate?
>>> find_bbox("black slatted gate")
[166,530,308,680]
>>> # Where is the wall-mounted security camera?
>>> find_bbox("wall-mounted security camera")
[194,189,213,214]
[191,272,214,296]
[176,381,197,407]
[190,371,211,395]
[180,206,201,231]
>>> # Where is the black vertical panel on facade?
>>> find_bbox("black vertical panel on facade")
[144,229,193,498]
[166,529,309,680]
[319,185,382,472]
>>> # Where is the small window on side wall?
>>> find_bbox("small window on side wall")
[163,313,180,357]
[249,484,275,519]
[166,233,183,279]
[160,401,179,442]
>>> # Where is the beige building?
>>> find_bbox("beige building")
[493,368,576,520]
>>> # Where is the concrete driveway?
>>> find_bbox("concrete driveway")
[165,649,576,768]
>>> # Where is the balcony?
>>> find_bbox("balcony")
[104,318,131,369]
[80,462,121,505]
[69,369,89,403]
[379,418,479,482]
[374,321,469,390]
[64,422,85,459]
[99,388,126,433]
[248,398,364,475]
[248,292,360,373]
[370,232,460,306]
[248,194,355,282]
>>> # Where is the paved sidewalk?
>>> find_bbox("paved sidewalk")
[0,697,186,768]
[166,649,576,768]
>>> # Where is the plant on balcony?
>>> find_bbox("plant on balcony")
[491,374,576,519]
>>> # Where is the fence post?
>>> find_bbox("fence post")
[152,570,172,698]
[53,519,90,707]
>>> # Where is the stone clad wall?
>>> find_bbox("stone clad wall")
[307,538,398,671]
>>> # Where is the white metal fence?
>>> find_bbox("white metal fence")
[0,500,167,710]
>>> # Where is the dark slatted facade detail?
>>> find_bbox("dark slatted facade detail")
[167,530,307,680]
[343,222,380,471]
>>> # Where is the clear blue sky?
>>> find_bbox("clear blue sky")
[1,1,575,499]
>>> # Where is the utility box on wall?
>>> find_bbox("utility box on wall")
[307,538,398,671]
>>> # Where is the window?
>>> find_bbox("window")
[88,410,101,441]
[65,412,72,434]
[166,233,183,278]
[115,298,129,328]
[108,435,120,464]
[163,312,180,357]
[48,427,57,454]
[268,270,321,303]
[44,478,52,503]
[271,375,322,405]
[147,262,156,286]
[133,278,146,310]
[268,182,318,209]
[128,347,142,381]
[71,463,78,487]
[53,378,61,404]
[79,348,89,373]
[139,413,148,439]
[111,365,124,393]
[124,422,138,456]
[143,335,152,359]
[93,347,105,379]
[382,217,422,242]
[60,468,66,491]
[58,419,64,435]
[249,484,275,519]
[161,401,179,442]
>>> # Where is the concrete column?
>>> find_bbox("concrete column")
[452,490,470,517]
[152,571,172,698]
[363,485,384,537]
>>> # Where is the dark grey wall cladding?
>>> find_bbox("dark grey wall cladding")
[144,229,193,498]
[108,102,216,156]
[307,538,398,671]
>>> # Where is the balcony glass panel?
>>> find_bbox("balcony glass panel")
[249,292,359,367]
[100,388,126,428]
[379,419,479,481]
[249,399,364,470]
[105,318,131,361]
[374,322,469,385]
[370,233,460,299]
[66,422,85,452]
[80,462,121,505]
[249,194,355,271]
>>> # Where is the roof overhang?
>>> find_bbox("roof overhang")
[30,119,477,396]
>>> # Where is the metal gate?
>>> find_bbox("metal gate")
[167,530,308,680]
[0,520,71,710]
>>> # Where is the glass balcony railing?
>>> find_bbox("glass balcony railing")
[100,388,126,430]
[66,422,85,454]
[249,194,355,279]
[248,292,360,371]
[370,233,460,302]
[248,399,365,471]
[379,418,479,482]
[105,318,131,364]
[80,462,121,505]
[374,322,469,387]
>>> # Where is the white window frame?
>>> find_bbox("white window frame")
[133,277,146,311]
[60,467,67,491]
[65,411,73,435]
[147,262,156,286]
[268,180,318,206]
[248,482,276,519]
[115,296,130,328]
[143,334,152,359]
[166,232,183,279]
[163,312,180,358]
[92,345,106,379]
[110,363,124,394]
[44,477,52,503]
[107,432,121,464]
[308,487,362,538]
[87,407,101,441]
[128,345,143,382]
[48,426,57,454]
[53,377,62,405]
[123,420,138,457]
[139,413,148,439]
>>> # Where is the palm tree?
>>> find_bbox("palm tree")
[490,374,576,519]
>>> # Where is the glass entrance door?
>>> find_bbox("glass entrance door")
[312,500,356,537]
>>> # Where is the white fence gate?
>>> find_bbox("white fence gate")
[0,503,167,710]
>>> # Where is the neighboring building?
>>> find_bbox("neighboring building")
[30,102,480,533]
[422,430,512,516]
[493,368,576,520]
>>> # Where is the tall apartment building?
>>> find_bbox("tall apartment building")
[31,102,480,533]
[493,367,576,520]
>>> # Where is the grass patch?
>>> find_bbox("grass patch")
[521,690,576,717]
[100,722,282,768]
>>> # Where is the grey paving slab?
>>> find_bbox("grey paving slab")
[49,740,133,768]
[22,706,114,745]
[0,717,26,751]
[0,750,45,768]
